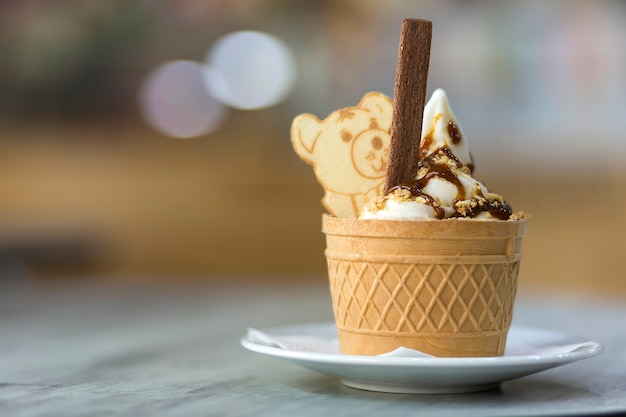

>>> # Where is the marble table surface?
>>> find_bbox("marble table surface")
[1,279,625,417]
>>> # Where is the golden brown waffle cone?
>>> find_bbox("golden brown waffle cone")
[322,214,527,357]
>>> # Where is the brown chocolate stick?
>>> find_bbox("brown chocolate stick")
[384,19,432,194]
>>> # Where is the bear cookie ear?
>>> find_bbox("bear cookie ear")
[291,114,322,162]
[359,92,394,120]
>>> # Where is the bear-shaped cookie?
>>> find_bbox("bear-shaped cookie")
[291,92,393,218]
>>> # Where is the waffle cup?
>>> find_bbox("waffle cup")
[322,214,527,357]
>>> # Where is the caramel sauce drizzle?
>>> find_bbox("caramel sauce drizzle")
[390,129,512,220]
[447,120,462,144]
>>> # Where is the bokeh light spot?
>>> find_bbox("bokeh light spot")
[204,31,296,110]
[139,60,227,138]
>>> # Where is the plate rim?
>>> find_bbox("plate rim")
[241,322,604,369]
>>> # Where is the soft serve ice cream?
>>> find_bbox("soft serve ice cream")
[361,89,514,221]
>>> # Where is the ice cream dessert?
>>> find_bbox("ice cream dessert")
[361,89,514,221]
[291,88,527,357]
[291,19,527,358]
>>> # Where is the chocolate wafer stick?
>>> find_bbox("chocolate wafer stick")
[384,19,432,194]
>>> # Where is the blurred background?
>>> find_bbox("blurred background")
[0,0,624,297]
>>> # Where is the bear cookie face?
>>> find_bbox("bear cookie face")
[291,92,393,218]
[348,118,388,180]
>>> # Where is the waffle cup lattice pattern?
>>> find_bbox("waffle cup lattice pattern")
[328,259,519,336]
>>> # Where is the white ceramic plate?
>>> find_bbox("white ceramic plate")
[241,323,603,394]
